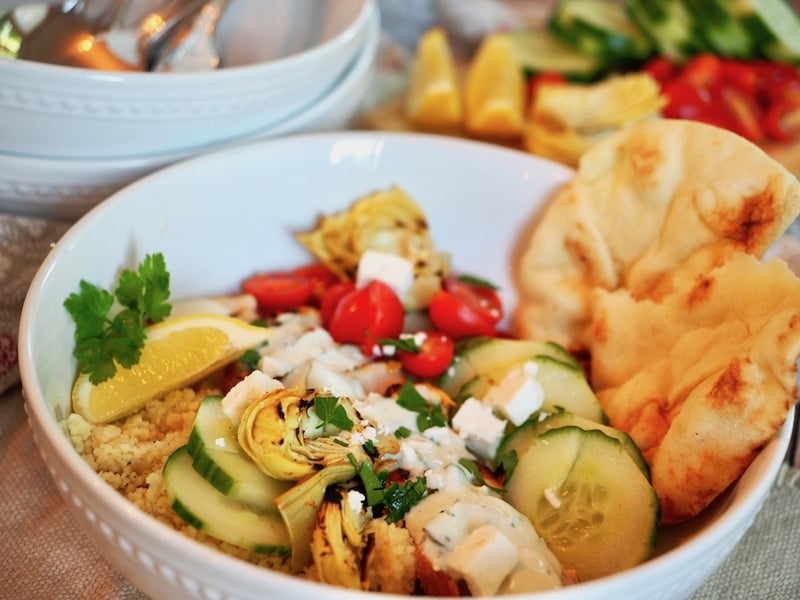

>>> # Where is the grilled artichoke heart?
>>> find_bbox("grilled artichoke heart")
[311,488,370,589]
[238,387,364,480]
[310,488,419,594]
[295,185,450,310]
[524,73,666,166]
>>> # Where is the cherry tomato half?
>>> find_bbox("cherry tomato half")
[642,55,677,85]
[290,263,340,305]
[428,276,502,340]
[327,280,405,355]
[242,272,314,314]
[396,331,455,379]
[320,281,356,327]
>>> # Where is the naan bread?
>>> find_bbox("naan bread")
[515,119,800,350]
[587,253,800,523]
[515,118,800,524]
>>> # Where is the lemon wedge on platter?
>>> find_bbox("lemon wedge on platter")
[72,313,271,424]
[464,33,525,137]
[406,27,463,128]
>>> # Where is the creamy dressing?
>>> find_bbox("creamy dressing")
[406,491,563,595]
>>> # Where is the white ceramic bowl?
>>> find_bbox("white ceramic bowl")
[0,6,380,221]
[19,132,793,600]
[0,0,373,160]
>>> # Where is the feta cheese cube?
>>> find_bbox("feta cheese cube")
[484,362,544,426]
[451,397,507,461]
[445,525,519,597]
[221,370,284,424]
[424,509,462,548]
[356,249,414,299]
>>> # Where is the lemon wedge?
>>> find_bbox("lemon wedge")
[72,313,271,424]
[464,33,525,137]
[406,27,463,128]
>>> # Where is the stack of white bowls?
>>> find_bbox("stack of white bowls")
[0,0,379,219]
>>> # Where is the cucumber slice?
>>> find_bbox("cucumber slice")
[506,427,659,582]
[163,446,291,556]
[549,0,653,62]
[494,418,539,471]
[440,336,579,397]
[460,355,605,422]
[509,28,605,81]
[441,337,604,422]
[730,0,800,62]
[534,412,649,477]
[625,0,709,61]
[187,395,292,512]
[680,0,754,58]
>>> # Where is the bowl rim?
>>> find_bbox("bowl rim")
[0,0,374,84]
[18,130,795,599]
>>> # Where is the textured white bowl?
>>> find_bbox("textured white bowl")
[20,132,793,600]
[0,0,373,160]
[0,7,380,221]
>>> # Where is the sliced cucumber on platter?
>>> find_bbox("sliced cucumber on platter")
[681,0,754,58]
[163,446,291,556]
[624,0,709,61]
[187,395,292,512]
[549,0,653,62]
[505,426,660,582]
[509,28,605,81]
[729,0,800,62]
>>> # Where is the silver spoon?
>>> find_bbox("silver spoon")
[10,0,133,70]
[95,0,210,71]
[149,0,229,72]
[4,0,207,70]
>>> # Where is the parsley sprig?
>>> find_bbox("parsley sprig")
[313,396,355,431]
[396,381,447,431]
[349,455,427,523]
[458,274,498,290]
[379,335,419,353]
[63,253,171,384]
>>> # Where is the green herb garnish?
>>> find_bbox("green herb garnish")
[239,348,261,371]
[63,253,171,384]
[363,439,378,458]
[379,336,419,353]
[458,458,505,493]
[396,381,447,431]
[350,456,427,523]
[496,449,519,484]
[382,477,428,523]
[458,274,498,290]
[314,396,354,431]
